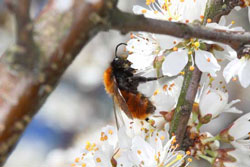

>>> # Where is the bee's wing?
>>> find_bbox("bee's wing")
[112,96,124,129]
[112,78,133,119]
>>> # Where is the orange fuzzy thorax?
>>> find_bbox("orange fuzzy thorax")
[103,67,114,95]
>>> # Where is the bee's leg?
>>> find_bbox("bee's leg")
[131,76,163,84]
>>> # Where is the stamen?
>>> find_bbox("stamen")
[189,66,195,71]
[165,154,183,167]
[96,157,102,163]
[207,18,212,23]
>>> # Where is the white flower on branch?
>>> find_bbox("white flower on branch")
[126,33,161,70]
[223,56,250,88]
[198,87,242,119]
[223,149,250,167]
[133,0,206,23]
[162,45,221,77]
[228,112,250,154]
[150,76,183,114]
[72,124,192,167]
[212,149,250,167]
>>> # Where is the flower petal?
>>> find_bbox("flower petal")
[162,50,188,77]
[195,50,221,77]
[199,88,227,118]
[223,58,243,83]
[127,53,156,70]
[238,58,250,88]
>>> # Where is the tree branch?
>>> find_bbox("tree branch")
[109,8,249,51]
[0,0,117,165]
[4,0,39,71]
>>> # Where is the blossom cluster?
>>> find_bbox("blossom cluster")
[71,0,250,167]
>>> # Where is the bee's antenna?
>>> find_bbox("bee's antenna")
[115,43,127,57]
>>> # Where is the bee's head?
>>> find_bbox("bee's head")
[111,43,131,70]
[111,56,130,69]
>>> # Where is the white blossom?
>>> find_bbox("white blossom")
[229,112,250,154]
[133,0,206,23]
[223,56,250,88]
[72,124,191,167]
[126,33,161,70]
[224,149,250,167]
[198,87,242,118]
[162,47,221,77]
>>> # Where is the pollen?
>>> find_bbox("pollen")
[232,77,237,81]
[186,151,191,155]
[96,157,102,163]
[75,157,80,163]
[207,58,211,62]
[176,154,183,160]
[217,58,222,62]
[130,33,134,39]
[154,10,158,14]
[188,51,192,55]
[180,71,185,75]
[188,158,193,162]
[108,129,113,135]
[189,66,195,71]
[231,20,235,24]
[173,47,178,51]
[153,89,160,96]
[146,0,155,5]
[207,18,212,23]
[82,163,86,167]
[194,42,200,48]
[163,84,168,91]
[137,150,142,154]
[141,9,147,13]
[160,136,165,140]
[71,163,76,167]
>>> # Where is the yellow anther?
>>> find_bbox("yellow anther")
[176,154,183,160]
[82,163,86,167]
[231,20,235,24]
[189,66,195,71]
[165,154,183,167]
[186,151,191,155]
[153,89,160,96]
[232,77,237,81]
[188,158,193,162]
[163,84,168,91]
[194,42,200,48]
[141,9,147,14]
[188,51,192,55]
[207,18,212,23]
[146,0,155,5]
[160,136,165,140]
[96,157,102,163]
[137,150,142,154]
[173,47,178,51]
[180,71,185,75]
[75,157,80,163]
[108,129,113,135]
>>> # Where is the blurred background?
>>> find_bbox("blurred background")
[0,0,248,167]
